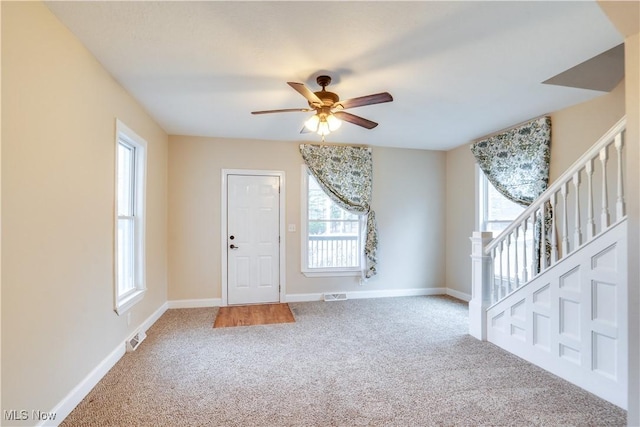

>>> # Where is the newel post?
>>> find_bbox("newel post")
[469,231,493,341]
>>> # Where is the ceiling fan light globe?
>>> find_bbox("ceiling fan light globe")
[327,114,342,131]
[304,115,320,132]
[317,121,331,136]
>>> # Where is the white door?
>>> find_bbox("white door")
[227,174,280,305]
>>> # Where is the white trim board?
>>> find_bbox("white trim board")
[41,344,124,426]
[167,298,223,309]
[286,287,453,303]
[141,302,169,332]
[446,288,471,302]
[168,291,464,306]
[44,302,168,426]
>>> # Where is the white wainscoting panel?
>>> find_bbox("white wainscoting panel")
[486,220,628,408]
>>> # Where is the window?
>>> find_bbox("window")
[478,167,525,233]
[301,167,363,276]
[478,167,535,282]
[115,120,147,315]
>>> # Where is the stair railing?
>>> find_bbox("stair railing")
[470,117,626,340]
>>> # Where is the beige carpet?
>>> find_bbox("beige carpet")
[61,296,626,426]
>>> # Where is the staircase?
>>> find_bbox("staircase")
[469,117,628,408]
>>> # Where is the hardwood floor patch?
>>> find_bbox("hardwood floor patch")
[213,303,295,328]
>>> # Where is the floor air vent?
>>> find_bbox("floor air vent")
[126,331,146,352]
[323,293,347,302]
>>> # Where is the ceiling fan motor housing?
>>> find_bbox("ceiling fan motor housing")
[312,75,339,107]
[311,91,339,108]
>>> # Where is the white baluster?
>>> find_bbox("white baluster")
[615,133,625,219]
[491,247,497,303]
[561,182,569,256]
[506,234,511,294]
[573,172,582,248]
[539,204,546,272]
[498,241,504,300]
[522,219,528,283]
[585,159,595,240]
[531,210,538,277]
[550,193,558,264]
[600,147,610,229]
[513,226,519,289]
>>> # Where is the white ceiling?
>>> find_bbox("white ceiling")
[45,1,623,151]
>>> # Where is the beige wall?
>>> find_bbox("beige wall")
[444,81,626,295]
[168,136,446,300]
[549,80,625,182]
[2,0,635,421]
[444,144,477,297]
[1,2,168,418]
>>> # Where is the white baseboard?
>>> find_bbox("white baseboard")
[167,291,459,306]
[285,292,324,302]
[42,342,124,426]
[286,287,449,303]
[446,288,471,302]
[44,302,168,426]
[167,298,223,308]
[142,302,169,331]
[349,287,447,299]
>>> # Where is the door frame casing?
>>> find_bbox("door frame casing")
[221,169,286,307]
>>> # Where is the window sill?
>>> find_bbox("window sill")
[115,289,146,316]
[302,270,361,278]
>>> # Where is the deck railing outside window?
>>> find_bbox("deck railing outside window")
[308,234,359,268]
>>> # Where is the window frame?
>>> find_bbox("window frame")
[477,165,536,285]
[477,165,525,233]
[114,119,147,315]
[300,165,363,277]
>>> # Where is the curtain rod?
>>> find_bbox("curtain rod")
[471,114,550,144]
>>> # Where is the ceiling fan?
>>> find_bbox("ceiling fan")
[251,75,393,139]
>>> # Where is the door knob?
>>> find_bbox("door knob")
[230,244,239,249]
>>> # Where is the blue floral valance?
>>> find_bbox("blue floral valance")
[470,116,551,207]
[471,116,552,273]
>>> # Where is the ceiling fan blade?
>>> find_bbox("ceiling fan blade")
[334,92,393,110]
[287,82,323,107]
[251,108,312,115]
[333,111,378,129]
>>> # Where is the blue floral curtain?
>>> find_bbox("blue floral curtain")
[470,116,551,206]
[470,116,552,272]
[299,144,378,278]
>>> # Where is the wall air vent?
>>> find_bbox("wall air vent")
[323,293,347,302]
[126,330,147,352]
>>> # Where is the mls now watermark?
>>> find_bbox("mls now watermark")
[4,410,57,422]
